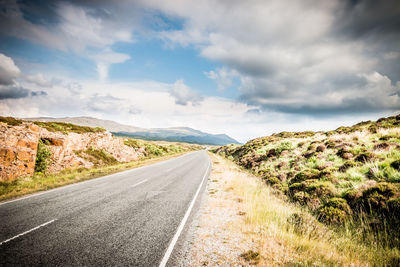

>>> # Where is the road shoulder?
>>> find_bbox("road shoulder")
[178,153,259,266]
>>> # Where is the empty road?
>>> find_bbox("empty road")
[0,150,210,266]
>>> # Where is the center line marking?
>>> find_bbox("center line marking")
[130,179,148,188]
[159,160,211,267]
[0,219,56,246]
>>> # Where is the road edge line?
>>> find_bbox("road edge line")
[0,219,56,246]
[159,158,211,267]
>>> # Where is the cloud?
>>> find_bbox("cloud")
[170,79,203,106]
[0,85,47,99]
[0,53,20,85]
[0,0,132,81]
[142,0,400,116]
[24,73,52,87]
[0,53,48,99]
[204,67,237,91]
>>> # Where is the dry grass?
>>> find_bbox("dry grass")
[0,152,188,202]
[213,154,400,266]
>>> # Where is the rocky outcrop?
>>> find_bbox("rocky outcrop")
[0,122,146,181]
[0,123,40,181]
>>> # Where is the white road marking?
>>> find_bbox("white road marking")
[130,179,148,188]
[0,219,56,246]
[159,160,211,267]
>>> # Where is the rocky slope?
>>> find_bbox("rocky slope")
[0,117,147,181]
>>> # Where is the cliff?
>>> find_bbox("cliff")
[0,117,146,181]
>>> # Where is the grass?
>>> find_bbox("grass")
[75,147,118,166]
[33,121,105,134]
[214,114,400,252]
[216,154,400,266]
[0,151,189,202]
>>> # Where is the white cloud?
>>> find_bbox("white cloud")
[24,73,52,87]
[169,79,203,106]
[204,67,237,91]
[0,53,20,85]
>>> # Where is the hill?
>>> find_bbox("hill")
[214,114,400,250]
[26,116,240,146]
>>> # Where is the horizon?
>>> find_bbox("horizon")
[0,0,399,143]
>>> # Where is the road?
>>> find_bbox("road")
[0,150,210,266]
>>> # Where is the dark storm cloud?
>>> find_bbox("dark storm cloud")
[338,0,400,38]
[0,85,47,99]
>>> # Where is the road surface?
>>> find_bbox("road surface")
[0,150,210,266]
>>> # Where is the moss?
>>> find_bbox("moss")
[290,169,321,184]
[0,116,23,126]
[264,176,280,185]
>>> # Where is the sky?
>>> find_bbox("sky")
[0,0,399,143]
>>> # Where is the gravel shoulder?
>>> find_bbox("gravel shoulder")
[178,153,259,266]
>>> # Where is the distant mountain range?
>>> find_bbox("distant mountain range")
[25,116,240,146]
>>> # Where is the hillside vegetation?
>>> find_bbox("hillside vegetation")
[214,115,400,264]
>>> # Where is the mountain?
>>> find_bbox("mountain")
[25,116,240,146]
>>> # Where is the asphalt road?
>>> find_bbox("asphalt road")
[0,150,210,266]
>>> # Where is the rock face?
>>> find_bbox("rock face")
[0,123,40,181]
[0,122,146,181]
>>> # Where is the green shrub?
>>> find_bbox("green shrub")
[35,139,52,173]
[124,138,141,148]
[276,141,294,154]
[305,180,337,199]
[264,176,280,185]
[292,191,310,204]
[144,143,164,157]
[33,121,105,134]
[290,169,321,184]
[84,147,117,165]
[361,182,398,213]
[0,116,23,126]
